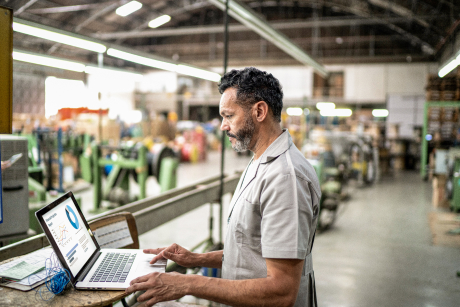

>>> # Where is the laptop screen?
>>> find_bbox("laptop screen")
[41,195,98,277]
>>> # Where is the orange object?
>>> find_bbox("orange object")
[58,107,109,120]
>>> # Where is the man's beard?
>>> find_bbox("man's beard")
[227,114,255,152]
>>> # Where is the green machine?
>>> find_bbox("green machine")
[89,143,148,212]
[308,156,343,230]
[81,142,178,212]
[448,153,460,212]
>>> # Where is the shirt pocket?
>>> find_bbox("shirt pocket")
[235,198,261,247]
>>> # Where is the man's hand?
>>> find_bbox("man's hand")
[144,243,197,267]
[125,272,189,307]
[1,161,11,170]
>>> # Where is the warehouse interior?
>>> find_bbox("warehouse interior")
[0,0,460,306]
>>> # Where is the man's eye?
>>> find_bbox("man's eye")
[226,115,232,119]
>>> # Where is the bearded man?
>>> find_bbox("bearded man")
[126,67,321,307]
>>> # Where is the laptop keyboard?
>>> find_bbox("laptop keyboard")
[89,252,136,283]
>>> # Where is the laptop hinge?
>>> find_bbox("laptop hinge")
[77,251,102,282]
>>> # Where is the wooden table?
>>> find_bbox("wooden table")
[0,256,201,307]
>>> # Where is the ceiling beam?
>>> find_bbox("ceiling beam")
[321,0,435,54]
[188,54,429,68]
[26,2,119,14]
[92,16,436,40]
[14,0,40,16]
[113,0,213,45]
[139,35,401,52]
[368,0,430,28]
[207,0,328,77]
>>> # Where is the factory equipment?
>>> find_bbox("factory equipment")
[421,101,460,180]
[0,135,29,240]
[29,128,89,192]
[349,136,377,185]
[83,142,178,211]
[308,153,344,231]
[444,149,460,212]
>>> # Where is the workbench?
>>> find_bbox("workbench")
[0,256,202,307]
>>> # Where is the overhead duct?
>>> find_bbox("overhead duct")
[208,0,328,77]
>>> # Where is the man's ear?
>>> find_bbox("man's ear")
[253,101,269,122]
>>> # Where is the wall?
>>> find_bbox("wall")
[86,73,137,120]
[13,73,45,115]
[221,63,436,106]
[387,94,425,138]
[330,63,436,104]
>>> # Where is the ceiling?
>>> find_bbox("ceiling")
[3,0,460,73]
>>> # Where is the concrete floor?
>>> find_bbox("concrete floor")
[80,151,460,306]
[314,172,460,307]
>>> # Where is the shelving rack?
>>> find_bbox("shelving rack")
[421,101,460,179]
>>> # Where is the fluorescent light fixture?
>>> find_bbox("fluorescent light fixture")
[13,50,85,72]
[320,108,352,117]
[116,1,142,17]
[13,22,106,53]
[316,102,336,110]
[372,109,389,117]
[286,107,303,116]
[107,48,221,82]
[148,15,171,28]
[84,66,143,81]
[107,48,177,71]
[438,56,460,78]
[176,65,221,82]
[208,0,328,77]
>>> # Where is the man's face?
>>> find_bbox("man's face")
[219,88,255,152]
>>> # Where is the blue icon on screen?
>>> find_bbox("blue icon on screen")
[65,205,79,229]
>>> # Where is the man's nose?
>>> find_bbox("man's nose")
[220,119,228,131]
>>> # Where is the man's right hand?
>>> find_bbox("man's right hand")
[144,243,197,267]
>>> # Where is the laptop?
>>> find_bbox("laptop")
[36,191,166,290]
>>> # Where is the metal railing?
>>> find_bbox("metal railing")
[0,173,241,262]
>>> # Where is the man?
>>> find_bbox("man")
[126,67,321,306]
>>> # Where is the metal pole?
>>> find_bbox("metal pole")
[421,101,429,179]
[57,128,64,192]
[218,0,230,246]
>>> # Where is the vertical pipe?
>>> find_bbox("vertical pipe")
[138,145,147,199]
[218,0,230,246]
[58,127,64,192]
[421,101,429,179]
[92,143,102,211]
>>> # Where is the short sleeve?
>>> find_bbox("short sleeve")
[260,173,314,259]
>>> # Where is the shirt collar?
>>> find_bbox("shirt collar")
[259,128,292,164]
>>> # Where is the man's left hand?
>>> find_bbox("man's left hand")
[125,272,188,306]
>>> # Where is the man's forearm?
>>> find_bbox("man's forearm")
[181,274,296,307]
[194,250,223,269]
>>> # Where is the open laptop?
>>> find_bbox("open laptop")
[36,191,166,290]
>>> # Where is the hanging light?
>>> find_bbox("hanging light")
[116,1,143,17]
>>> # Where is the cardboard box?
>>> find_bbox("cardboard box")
[432,175,449,208]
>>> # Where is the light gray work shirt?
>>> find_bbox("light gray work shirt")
[222,129,321,307]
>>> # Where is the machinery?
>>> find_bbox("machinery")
[31,128,88,192]
[308,155,344,231]
[0,135,29,239]
[445,149,460,212]
[348,136,377,186]
[81,142,178,211]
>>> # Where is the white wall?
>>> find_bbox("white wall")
[138,71,178,93]
[387,94,425,138]
[258,66,314,103]
[86,73,137,119]
[227,63,435,105]
[326,63,436,104]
